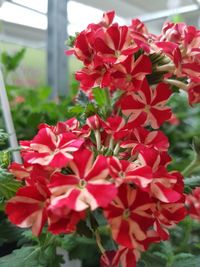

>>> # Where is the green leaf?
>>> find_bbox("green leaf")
[111,89,124,107]
[68,105,85,115]
[184,176,200,191]
[0,244,64,267]
[38,86,52,100]
[172,255,200,267]
[0,130,8,146]
[0,218,23,246]
[0,246,43,267]
[1,48,26,72]
[141,252,167,267]
[0,151,10,168]
[93,87,108,108]
[76,220,93,238]
[0,172,21,199]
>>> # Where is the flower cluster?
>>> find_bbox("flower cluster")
[6,10,200,267]
[186,187,200,221]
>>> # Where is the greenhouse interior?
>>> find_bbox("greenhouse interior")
[0,0,200,266]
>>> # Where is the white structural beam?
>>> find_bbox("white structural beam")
[47,0,69,98]
[138,4,200,22]
[0,69,21,163]
[74,0,144,20]
[6,0,46,15]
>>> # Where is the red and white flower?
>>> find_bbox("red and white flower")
[6,184,50,236]
[186,187,200,221]
[118,79,172,128]
[49,148,117,211]
[104,184,155,248]
[20,127,84,168]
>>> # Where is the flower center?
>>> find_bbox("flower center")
[115,50,121,57]
[126,74,132,82]
[123,208,130,219]
[144,104,151,112]
[78,179,87,189]
[119,171,125,178]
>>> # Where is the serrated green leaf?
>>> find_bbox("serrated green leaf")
[68,105,85,115]
[93,87,108,107]
[1,48,26,72]
[0,151,10,168]
[0,244,64,267]
[0,218,23,246]
[184,176,200,190]
[0,130,8,146]
[173,253,194,261]
[141,252,167,267]
[172,255,200,267]
[0,246,42,267]
[0,174,21,199]
[76,220,93,238]
[85,103,97,117]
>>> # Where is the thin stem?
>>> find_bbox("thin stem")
[95,230,105,255]
[156,64,175,72]
[113,142,120,156]
[182,152,199,177]
[108,136,114,151]
[94,130,101,151]
[165,79,188,90]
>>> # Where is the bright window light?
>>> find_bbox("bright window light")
[0,2,47,29]
[67,1,126,34]
[12,0,48,14]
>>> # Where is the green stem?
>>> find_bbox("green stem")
[182,152,199,177]
[156,64,175,72]
[94,130,101,151]
[113,142,120,156]
[165,79,188,90]
[176,217,193,253]
[95,230,105,255]
[108,136,114,151]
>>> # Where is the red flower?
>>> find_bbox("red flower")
[9,162,53,186]
[154,199,186,240]
[20,127,84,168]
[49,149,117,211]
[188,83,200,105]
[75,65,111,91]
[100,246,140,267]
[39,118,80,135]
[108,156,152,188]
[111,55,152,91]
[47,207,85,235]
[139,149,184,203]
[93,24,137,64]
[186,187,200,221]
[6,184,50,236]
[118,79,172,128]
[121,126,169,155]
[104,184,155,248]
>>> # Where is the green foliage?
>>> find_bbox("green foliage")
[61,234,99,266]
[0,244,64,267]
[0,217,23,246]
[184,176,200,192]
[1,84,73,140]
[0,130,8,146]
[164,92,200,172]
[0,173,21,200]
[1,48,26,73]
